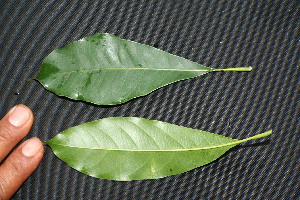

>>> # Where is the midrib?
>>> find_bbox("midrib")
[50,67,211,75]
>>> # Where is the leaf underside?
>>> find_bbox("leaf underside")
[36,33,250,105]
[46,117,272,181]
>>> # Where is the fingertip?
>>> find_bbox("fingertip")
[7,104,33,127]
[22,137,44,158]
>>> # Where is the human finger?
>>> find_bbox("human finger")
[0,105,34,162]
[0,137,44,199]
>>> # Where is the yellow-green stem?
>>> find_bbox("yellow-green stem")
[212,66,252,72]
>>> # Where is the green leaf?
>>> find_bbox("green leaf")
[46,117,272,181]
[36,33,251,105]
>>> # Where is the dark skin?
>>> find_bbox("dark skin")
[0,105,44,200]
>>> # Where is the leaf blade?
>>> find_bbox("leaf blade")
[36,33,251,105]
[46,117,271,181]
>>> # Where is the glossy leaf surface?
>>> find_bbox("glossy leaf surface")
[46,117,272,181]
[36,33,251,105]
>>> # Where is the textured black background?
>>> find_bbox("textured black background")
[0,0,299,199]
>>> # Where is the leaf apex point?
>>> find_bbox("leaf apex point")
[27,78,35,82]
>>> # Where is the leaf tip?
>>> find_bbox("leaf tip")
[44,139,52,146]
[27,78,35,82]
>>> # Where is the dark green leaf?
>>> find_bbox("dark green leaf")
[36,33,251,105]
[46,117,272,181]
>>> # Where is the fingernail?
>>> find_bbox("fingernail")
[22,138,42,157]
[8,105,30,127]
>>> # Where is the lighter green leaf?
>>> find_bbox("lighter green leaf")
[46,117,272,181]
[36,33,251,105]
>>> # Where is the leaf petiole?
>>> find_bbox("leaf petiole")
[212,66,252,72]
